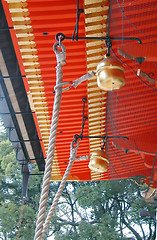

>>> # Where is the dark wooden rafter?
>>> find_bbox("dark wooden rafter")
[0,1,45,171]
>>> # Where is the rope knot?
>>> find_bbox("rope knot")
[70,140,79,160]
[53,42,66,65]
[69,140,90,161]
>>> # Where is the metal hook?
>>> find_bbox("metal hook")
[58,35,62,46]
[101,136,106,150]
[105,38,112,57]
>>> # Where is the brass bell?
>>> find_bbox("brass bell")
[88,149,109,173]
[96,56,125,91]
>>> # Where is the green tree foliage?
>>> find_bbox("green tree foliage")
[0,130,156,239]
[0,130,40,239]
[49,181,156,240]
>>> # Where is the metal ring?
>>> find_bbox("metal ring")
[82,98,87,103]
[55,33,65,42]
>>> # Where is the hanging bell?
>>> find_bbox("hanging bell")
[88,149,109,173]
[96,56,125,91]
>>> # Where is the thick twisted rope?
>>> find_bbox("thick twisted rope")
[42,141,89,237]
[34,42,66,240]
[34,41,92,240]
[42,141,80,238]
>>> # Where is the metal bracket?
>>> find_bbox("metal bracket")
[72,0,84,41]
[0,27,14,30]
[0,111,35,115]
[0,75,26,79]
[80,98,88,138]
[56,32,142,44]
[0,96,5,101]
[56,0,142,44]
[16,147,46,163]
[74,134,128,141]
[8,127,42,143]
[74,98,129,143]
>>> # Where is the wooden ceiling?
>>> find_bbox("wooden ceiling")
[1,0,157,187]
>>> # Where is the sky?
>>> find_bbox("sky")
[0,121,5,133]
[47,231,55,240]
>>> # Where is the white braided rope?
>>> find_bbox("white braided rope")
[34,42,66,240]
[42,142,89,237]
[34,42,91,240]
[42,140,80,237]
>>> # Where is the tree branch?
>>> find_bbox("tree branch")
[114,196,142,240]
[57,217,79,227]
[147,221,152,240]
[121,217,142,240]
[138,221,145,240]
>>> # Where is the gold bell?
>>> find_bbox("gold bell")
[88,149,109,173]
[96,56,125,91]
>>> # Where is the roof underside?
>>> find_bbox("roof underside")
[1,0,157,186]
